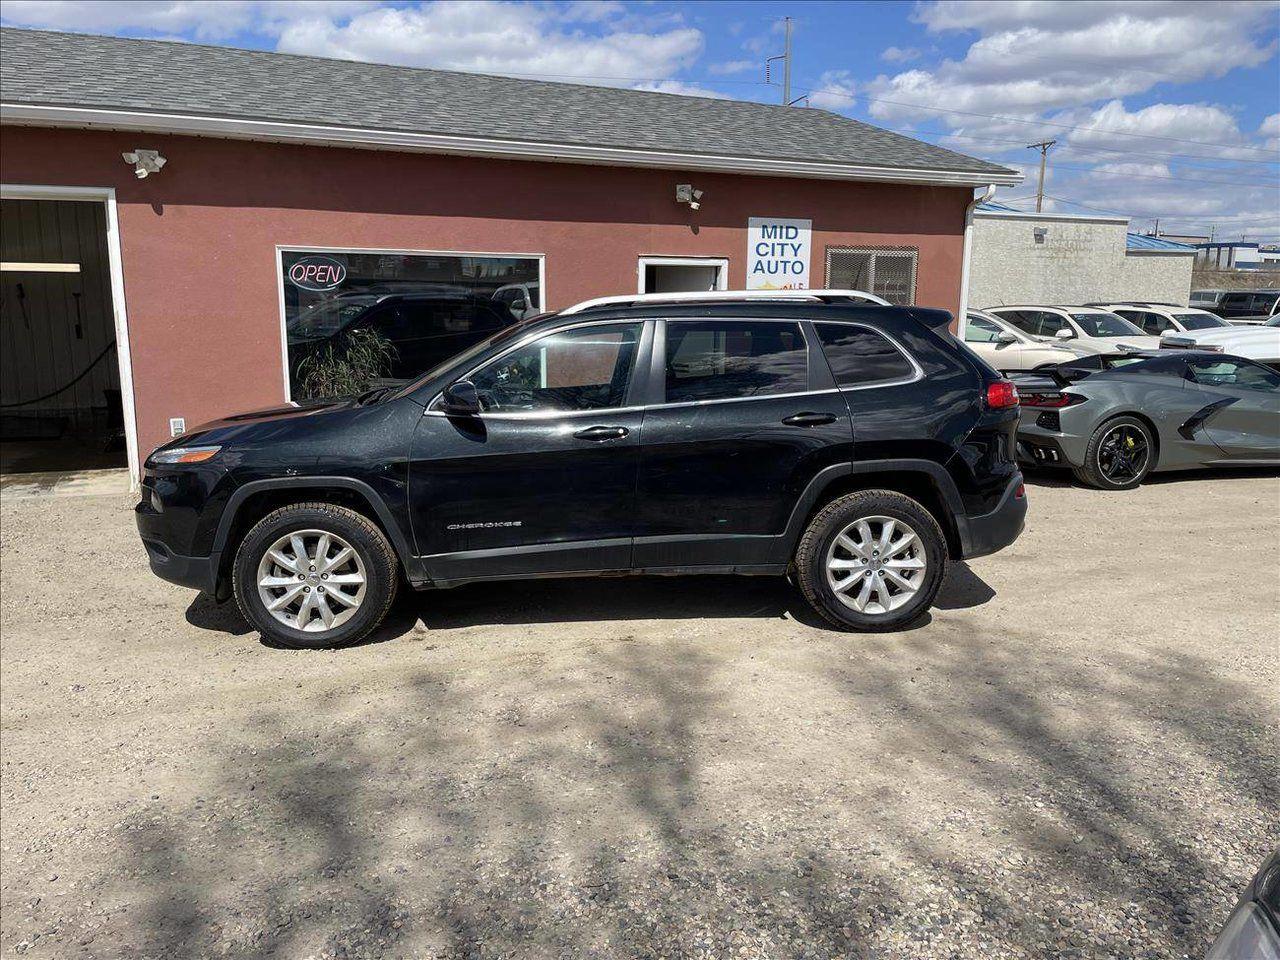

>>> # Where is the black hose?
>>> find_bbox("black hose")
[0,339,117,408]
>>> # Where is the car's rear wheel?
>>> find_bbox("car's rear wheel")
[794,490,947,631]
[1074,415,1154,490]
[233,502,398,649]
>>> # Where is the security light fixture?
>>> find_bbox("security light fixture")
[122,149,166,179]
[1033,227,1048,244]
[675,183,704,211]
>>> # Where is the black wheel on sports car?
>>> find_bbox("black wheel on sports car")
[232,502,399,649]
[1074,415,1154,490]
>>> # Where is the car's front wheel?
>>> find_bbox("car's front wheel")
[794,490,948,631]
[232,502,399,649]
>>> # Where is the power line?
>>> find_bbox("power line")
[929,131,1280,168]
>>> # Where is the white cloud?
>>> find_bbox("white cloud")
[807,69,856,111]
[880,45,920,63]
[274,2,704,83]
[707,58,754,75]
[868,1,1277,127]
[631,79,729,99]
[0,0,378,40]
[1260,113,1280,153]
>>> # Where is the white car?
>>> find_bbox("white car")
[1160,317,1280,370]
[1091,302,1232,337]
[960,310,1085,372]
[984,305,1162,355]
[492,282,542,320]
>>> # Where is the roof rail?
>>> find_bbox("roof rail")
[559,288,891,315]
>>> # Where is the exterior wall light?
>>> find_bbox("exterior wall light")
[675,183,704,211]
[122,149,167,179]
[1033,226,1048,245]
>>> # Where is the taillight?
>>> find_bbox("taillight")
[986,380,1020,409]
[1021,391,1085,408]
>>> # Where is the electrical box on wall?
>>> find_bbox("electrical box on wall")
[169,418,186,437]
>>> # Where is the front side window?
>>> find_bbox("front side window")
[1069,312,1145,337]
[825,247,918,305]
[816,323,916,386]
[468,322,641,413]
[1119,310,1172,335]
[1187,358,1280,392]
[965,315,1005,343]
[280,249,541,399]
[1033,312,1072,337]
[665,321,808,403]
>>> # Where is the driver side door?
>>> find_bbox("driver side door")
[1184,357,1280,460]
[408,320,650,583]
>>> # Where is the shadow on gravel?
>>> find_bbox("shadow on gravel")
[181,563,995,644]
[99,590,1273,959]
[1023,464,1280,489]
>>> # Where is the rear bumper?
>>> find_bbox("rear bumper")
[957,473,1026,560]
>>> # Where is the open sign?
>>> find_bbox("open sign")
[288,255,347,292]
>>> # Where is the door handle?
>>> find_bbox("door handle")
[782,412,838,427]
[573,425,629,441]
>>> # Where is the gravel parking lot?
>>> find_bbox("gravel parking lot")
[1,471,1277,960]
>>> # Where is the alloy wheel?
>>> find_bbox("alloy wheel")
[256,528,367,632]
[825,516,928,615]
[1097,424,1150,483]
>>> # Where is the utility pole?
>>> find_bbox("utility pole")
[766,17,794,106]
[1153,218,1160,238]
[1026,140,1056,213]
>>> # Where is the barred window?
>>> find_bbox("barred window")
[825,247,918,305]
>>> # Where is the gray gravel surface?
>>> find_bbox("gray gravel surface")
[1,471,1277,960]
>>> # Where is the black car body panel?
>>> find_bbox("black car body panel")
[138,301,1026,598]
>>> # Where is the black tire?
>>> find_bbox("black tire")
[232,502,399,649]
[1073,415,1154,490]
[794,489,948,632]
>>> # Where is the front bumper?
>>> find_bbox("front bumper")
[138,533,220,593]
[957,473,1027,560]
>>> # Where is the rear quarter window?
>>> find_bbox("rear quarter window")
[815,323,917,386]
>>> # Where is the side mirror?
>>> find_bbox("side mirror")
[510,297,527,313]
[1055,328,1075,340]
[996,331,1018,345]
[440,379,481,416]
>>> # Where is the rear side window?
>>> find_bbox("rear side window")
[664,321,807,403]
[815,323,916,386]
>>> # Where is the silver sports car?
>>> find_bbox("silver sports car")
[1011,350,1280,489]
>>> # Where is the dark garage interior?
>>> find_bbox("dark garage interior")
[1,198,127,474]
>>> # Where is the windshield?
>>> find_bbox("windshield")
[1174,312,1229,330]
[1069,312,1146,337]
[287,296,381,340]
[387,314,545,402]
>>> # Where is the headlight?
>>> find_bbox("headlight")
[148,445,222,465]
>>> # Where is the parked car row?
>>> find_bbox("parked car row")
[1190,288,1280,325]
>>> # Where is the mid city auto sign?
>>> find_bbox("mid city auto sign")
[746,217,812,290]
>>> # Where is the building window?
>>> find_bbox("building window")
[824,246,917,305]
[279,248,542,401]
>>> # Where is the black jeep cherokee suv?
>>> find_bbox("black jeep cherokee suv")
[137,293,1026,648]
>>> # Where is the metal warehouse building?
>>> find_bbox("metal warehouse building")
[0,28,1018,482]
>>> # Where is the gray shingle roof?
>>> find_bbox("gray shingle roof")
[0,27,1017,182]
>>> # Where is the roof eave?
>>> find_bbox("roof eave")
[0,102,1022,187]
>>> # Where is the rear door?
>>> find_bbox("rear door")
[633,318,852,568]
[1184,357,1280,459]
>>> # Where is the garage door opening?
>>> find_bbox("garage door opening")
[1,198,128,475]
[639,256,728,294]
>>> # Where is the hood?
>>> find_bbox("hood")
[179,397,356,443]
[1163,327,1280,347]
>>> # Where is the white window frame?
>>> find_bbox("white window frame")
[275,244,546,404]
[824,246,918,305]
[1,183,141,488]
[636,256,729,294]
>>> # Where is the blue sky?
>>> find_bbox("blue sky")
[3,0,1278,238]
